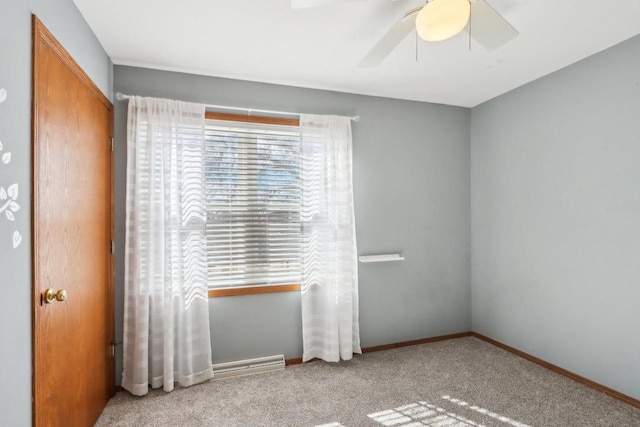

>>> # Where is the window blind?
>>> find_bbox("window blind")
[204,119,302,289]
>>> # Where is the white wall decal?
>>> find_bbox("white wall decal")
[6,183,17,199]
[12,230,22,249]
[0,184,20,222]
[0,87,23,249]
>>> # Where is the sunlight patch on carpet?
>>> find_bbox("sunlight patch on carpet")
[367,401,485,426]
[441,396,531,427]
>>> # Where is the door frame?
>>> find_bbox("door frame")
[31,15,115,425]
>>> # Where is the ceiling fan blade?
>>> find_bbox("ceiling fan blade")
[359,8,421,67]
[467,0,518,51]
[291,0,360,9]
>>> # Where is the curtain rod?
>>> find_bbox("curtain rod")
[115,92,360,122]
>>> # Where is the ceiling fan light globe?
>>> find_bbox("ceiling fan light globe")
[416,0,471,42]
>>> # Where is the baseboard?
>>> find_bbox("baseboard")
[361,332,472,353]
[286,330,640,409]
[285,332,472,365]
[470,332,640,409]
[114,332,640,409]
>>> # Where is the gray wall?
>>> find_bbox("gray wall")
[471,35,640,400]
[113,65,471,383]
[0,0,112,425]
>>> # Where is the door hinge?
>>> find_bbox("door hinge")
[111,138,115,152]
[110,240,115,254]
[110,341,122,358]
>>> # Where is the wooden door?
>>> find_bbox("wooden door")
[32,16,114,427]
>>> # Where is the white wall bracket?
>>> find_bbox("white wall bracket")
[358,254,405,263]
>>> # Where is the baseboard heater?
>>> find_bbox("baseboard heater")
[211,354,285,380]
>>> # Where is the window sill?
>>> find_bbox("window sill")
[208,283,301,298]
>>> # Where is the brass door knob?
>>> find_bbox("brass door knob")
[44,288,68,304]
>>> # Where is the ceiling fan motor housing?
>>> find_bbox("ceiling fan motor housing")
[416,0,472,42]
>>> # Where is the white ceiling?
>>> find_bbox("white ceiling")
[73,0,640,108]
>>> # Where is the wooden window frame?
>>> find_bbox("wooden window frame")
[208,283,301,298]
[205,112,299,127]
[205,111,301,298]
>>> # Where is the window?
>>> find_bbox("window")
[204,113,302,294]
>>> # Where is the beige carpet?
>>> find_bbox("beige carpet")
[96,337,640,426]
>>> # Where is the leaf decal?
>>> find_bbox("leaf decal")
[7,183,18,200]
[2,152,11,164]
[0,187,6,200]
[9,201,19,212]
[12,231,22,249]
[0,88,7,104]
[6,210,15,221]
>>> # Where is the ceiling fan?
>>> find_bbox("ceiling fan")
[291,0,519,67]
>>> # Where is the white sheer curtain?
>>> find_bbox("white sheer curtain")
[122,96,213,396]
[300,114,361,362]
